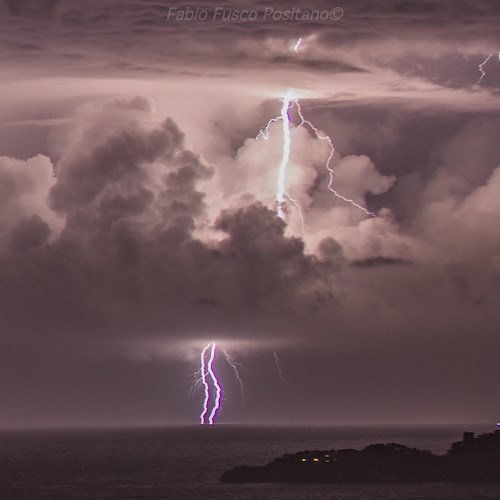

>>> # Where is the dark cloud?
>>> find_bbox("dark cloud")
[350,256,413,268]
[270,56,366,74]
[50,119,188,212]
[4,0,60,18]
[10,214,51,250]
[0,112,344,359]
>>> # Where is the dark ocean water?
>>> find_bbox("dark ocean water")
[0,424,499,499]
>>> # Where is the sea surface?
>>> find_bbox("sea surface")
[0,424,499,499]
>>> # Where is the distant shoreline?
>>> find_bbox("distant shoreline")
[221,429,500,484]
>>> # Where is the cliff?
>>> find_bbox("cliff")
[220,430,500,483]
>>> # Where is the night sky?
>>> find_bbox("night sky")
[0,0,500,427]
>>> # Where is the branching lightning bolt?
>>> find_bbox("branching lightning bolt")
[205,343,222,425]
[254,91,376,225]
[294,100,377,218]
[195,343,222,425]
[220,347,245,405]
[477,53,495,84]
[244,37,378,230]
[476,51,500,85]
[276,91,293,219]
[198,343,212,424]
[256,115,283,140]
[192,345,289,422]
[254,91,306,231]
[193,343,246,424]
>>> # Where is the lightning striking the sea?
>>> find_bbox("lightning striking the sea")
[205,344,222,425]
[196,43,376,423]
[198,344,212,424]
[196,343,222,425]
[194,343,246,424]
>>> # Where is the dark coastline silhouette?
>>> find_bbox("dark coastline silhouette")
[221,430,500,483]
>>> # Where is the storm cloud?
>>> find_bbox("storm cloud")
[0,0,499,425]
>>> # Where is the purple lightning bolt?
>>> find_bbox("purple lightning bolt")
[206,343,222,425]
[193,343,248,424]
[199,343,212,424]
[196,343,223,425]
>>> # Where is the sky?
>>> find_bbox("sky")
[0,0,500,427]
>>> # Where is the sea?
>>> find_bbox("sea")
[1,424,500,499]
